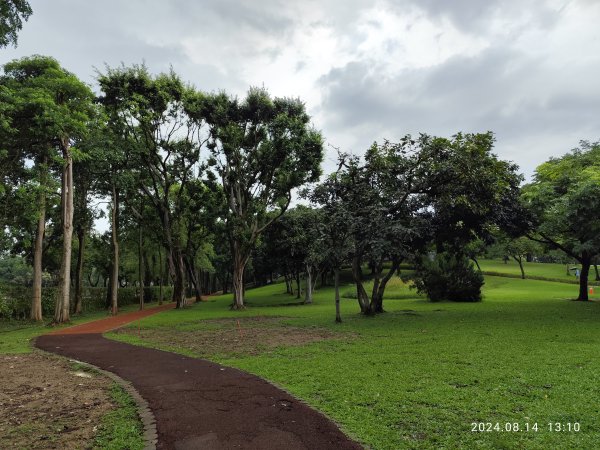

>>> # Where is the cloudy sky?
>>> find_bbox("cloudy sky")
[2,0,599,177]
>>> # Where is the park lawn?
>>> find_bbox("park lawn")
[0,301,166,354]
[479,258,596,284]
[109,275,600,449]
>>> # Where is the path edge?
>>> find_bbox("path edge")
[34,345,158,450]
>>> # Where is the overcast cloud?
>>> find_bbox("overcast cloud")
[2,0,599,177]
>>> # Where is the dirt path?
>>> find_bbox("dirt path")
[36,304,362,450]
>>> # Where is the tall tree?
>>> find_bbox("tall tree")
[1,55,94,322]
[0,0,32,48]
[522,141,600,300]
[201,88,323,309]
[99,65,207,308]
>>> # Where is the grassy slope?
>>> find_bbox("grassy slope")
[109,275,600,449]
[479,259,596,283]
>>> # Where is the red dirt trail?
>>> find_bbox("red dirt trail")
[36,302,362,450]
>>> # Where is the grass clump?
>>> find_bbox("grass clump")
[93,384,144,450]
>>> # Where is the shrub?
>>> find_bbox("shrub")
[413,252,484,302]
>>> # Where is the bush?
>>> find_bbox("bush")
[413,252,484,302]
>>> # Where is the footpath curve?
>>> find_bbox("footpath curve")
[35,304,362,450]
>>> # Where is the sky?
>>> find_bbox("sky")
[2,0,600,178]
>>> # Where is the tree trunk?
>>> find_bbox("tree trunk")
[352,256,371,315]
[110,183,119,315]
[334,268,341,323]
[73,227,85,314]
[513,256,525,279]
[186,257,202,303]
[138,216,144,310]
[158,245,164,305]
[231,247,247,309]
[54,142,74,324]
[31,163,47,322]
[171,248,187,308]
[578,257,591,301]
[370,259,400,313]
[296,271,301,299]
[304,264,313,304]
[471,258,481,271]
[594,264,600,282]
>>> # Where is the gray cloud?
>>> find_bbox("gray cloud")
[2,0,599,179]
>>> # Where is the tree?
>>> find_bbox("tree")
[306,175,353,322]
[1,55,94,322]
[522,141,600,300]
[201,88,323,309]
[500,235,540,279]
[98,65,207,308]
[0,0,32,48]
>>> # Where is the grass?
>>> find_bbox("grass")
[108,272,600,449]
[93,384,145,450]
[479,258,597,284]
[0,301,165,354]
[0,303,152,449]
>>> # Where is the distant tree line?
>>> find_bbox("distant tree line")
[1,52,598,325]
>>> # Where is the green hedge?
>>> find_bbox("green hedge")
[0,284,173,319]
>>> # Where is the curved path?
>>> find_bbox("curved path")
[35,304,362,450]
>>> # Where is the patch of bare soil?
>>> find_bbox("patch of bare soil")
[116,317,354,358]
[0,352,114,449]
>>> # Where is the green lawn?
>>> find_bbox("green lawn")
[107,274,600,449]
[0,301,165,354]
[479,258,597,284]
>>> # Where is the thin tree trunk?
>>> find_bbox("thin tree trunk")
[31,162,47,321]
[158,245,163,305]
[54,143,74,324]
[578,257,591,301]
[110,183,119,315]
[472,257,481,271]
[334,268,341,323]
[73,227,85,314]
[594,264,600,282]
[171,249,187,308]
[304,264,313,304]
[138,215,144,310]
[512,256,525,279]
[296,271,301,299]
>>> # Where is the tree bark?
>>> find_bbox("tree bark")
[370,259,400,313]
[594,264,600,282]
[334,268,341,323]
[138,216,144,310]
[31,161,47,322]
[304,264,313,304]
[54,141,74,324]
[109,183,120,315]
[513,256,525,279]
[352,256,371,314]
[296,271,301,299]
[158,245,163,305]
[170,248,187,308]
[578,257,591,301]
[73,227,85,314]
[230,239,249,309]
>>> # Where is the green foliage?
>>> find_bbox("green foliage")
[92,384,144,450]
[0,0,32,48]
[0,284,172,319]
[413,252,484,302]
